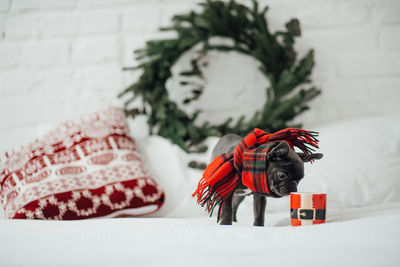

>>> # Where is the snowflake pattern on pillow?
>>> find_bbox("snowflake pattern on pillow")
[0,107,164,219]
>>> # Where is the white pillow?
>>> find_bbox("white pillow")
[301,114,400,207]
[135,135,207,218]
[264,114,400,212]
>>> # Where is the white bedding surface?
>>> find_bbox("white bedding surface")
[1,202,400,267]
[1,114,400,267]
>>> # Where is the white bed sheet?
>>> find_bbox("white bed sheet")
[1,114,400,267]
[0,202,399,267]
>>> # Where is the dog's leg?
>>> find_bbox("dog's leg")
[219,194,233,225]
[253,194,266,226]
[232,194,245,222]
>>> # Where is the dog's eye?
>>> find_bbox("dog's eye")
[277,172,287,179]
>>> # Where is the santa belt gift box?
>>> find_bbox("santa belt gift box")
[290,193,326,226]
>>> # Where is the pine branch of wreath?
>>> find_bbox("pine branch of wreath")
[119,0,321,168]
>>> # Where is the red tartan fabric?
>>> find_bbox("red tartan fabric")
[242,144,270,193]
[192,128,319,220]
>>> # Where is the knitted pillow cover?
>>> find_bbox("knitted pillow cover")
[0,107,164,219]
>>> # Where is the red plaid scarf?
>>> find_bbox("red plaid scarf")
[192,128,319,220]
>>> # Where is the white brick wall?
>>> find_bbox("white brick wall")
[0,0,399,152]
[40,13,79,37]
[5,13,40,39]
[21,40,69,67]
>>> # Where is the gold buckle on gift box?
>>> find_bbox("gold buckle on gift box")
[297,208,316,220]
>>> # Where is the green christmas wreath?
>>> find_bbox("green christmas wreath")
[119,0,321,154]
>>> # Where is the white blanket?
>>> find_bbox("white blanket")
[0,202,399,267]
[1,114,400,267]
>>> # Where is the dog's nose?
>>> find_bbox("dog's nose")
[287,181,298,193]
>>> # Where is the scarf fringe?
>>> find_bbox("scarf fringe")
[192,174,240,221]
[267,128,319,155]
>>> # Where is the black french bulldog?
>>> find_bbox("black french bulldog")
[211,133,323,226]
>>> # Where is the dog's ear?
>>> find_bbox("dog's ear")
[297,153,323,163]
[267,141,290,161]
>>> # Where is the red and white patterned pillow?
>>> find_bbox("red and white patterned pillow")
[0,107,164,219]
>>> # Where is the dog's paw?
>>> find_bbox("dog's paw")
[253,220,265,227]
[219,219,233,225]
